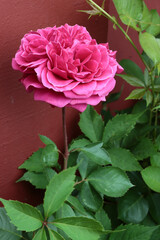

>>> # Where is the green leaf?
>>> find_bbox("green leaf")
[145,9,160,36]
[131,100,149,124]
[109,224,157,240]
[144,68,150,87]
[118,189,149,223]
[17,171,49,189]
[39,134,55,145]
[141,166,160,192]
[117,74,144,87]
[113,0,143,30]
[44,167,76,218]
[141,214,156,226]
[33,228,47,240]
[77,152,98,179]
[139,33,160,65]
[79,181,103,212]
[146,90,153,106]
[140,2,151,31]
[41,144,59,167]
[69,138,91,151]
[19,145,58,172]
[0,207,22,240]
[147,193,160,224]
[0,199,43,232]
[88,167,133,197]
[142,52,155,69]
[95,208,111,230]
[151,152,160,167]
[48,229,65,240]
[126,89,146,100]
[80,143,111,165]
[19,148,43,172]
[108,148,142,171]
[67,196,89,217]
[127,172,148,194]
[53,217,104,240]
[150,226,160,240]
[56,203,75,219]
[102,113,140,145]
[79,105,104,142]
[119,59,144,82]
[132,137,156,160]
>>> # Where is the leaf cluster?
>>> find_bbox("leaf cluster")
[1,103,160,239]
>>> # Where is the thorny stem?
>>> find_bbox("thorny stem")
[62,107,69,170]
[86,0,150,71]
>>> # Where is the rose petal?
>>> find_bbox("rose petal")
[21,75,44,91]
[34,89,70,107]
[70,95,102,106]
[64,90,92,99]
[47,70,73,87]
[94,65,113,80]
[72,81,97,95]
[67,103,87,112]
[93,78,116,96]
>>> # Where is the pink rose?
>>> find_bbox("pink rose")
[12,24,123,112]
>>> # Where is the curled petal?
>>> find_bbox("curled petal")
[34,89,70,107]
[21,75,44,91]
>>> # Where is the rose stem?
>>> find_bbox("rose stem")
[62,107,69,169]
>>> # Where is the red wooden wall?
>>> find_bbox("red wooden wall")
[0,0,159,205]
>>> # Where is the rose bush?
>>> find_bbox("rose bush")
[12,24,123,111]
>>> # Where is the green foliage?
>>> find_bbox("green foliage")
[80,143,111,165]
[141,166,160,192]
[69,138,91,151]
[44,167,76,218]
[48,229,65,240]
[53,217,104,240]
[77,152,98,179]
[17,169,56,189]
[0,199,43,232]
[56,203,75,219]
[88,167,133,197]
[102,113,140,145]
[108,148,142,171]
[118,189,149,223]
[113,0,143,30]
[132,137,156,160]
[117,74,144,87]
[0,208,22,240]
[95,208,111,230]
[33,228,47,240]
[19,144,59,172]
[125,89,146,100]
[79,105,104,142]
[79,181,103,212]
[67,195,90,217]
[139,33,160,65]
[109,224,157,240]
[119,59,144,83]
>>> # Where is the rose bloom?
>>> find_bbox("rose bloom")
[12,24,123,112]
